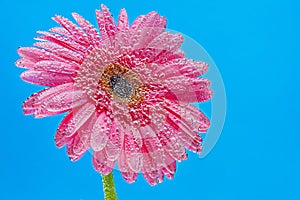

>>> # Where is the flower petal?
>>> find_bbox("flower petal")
[118,150,138,183]
[162,167,175,180]
[123,124,143,173]
[139,125,164,168]
[15,58,35,69]
[90,112,108,152]
[165,101,210,132]
[130,15,145,30]
[155,58,208,78]
[105,118,124,161]
[130,12,166,50]
[34,42,84,64]
[116,32,183,69]
[139,127,165,185]
[163,102,209,152]
[37,88,87,117]
[22,83,69,107]
[72,12,101,46]
[117,9,129,31]
[166,117,202,153]
[32,60,78,74]
[17,47,65,63]
[161,157,176,180]
[141,149,160,186]
[163,150,177,174]
[156,129,187,161]
[130,11,166,31]
[52,15,90,47]
[92,149,114,175]
[55,102,95,146]
[121,170,138,184]
[143,32,184,64]
[96,4,117,40]
[164,77,212,103]
[67,126,91,161]
[36,31,87,54]
[20,70,74,86]
[142,165,164,185]
[49,27,71,37]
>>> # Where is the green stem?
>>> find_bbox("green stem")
[102,172,118,200]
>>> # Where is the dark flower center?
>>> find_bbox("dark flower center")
[109,74,133,98]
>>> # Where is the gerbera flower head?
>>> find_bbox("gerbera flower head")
[16,4,212,185]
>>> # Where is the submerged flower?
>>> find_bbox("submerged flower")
[17,4,212,185]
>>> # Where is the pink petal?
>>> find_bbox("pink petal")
[23,83,72,114]
[32,60,78,74]
[142,168,164,185]
[130,11,166,30]
[49,27,71,37]
[96,4,117,40]
[123,125,143,173]
[165,101,210,132]
[17,47,65,63]
[121,170,138,184]
[20,70,74,86]
[165,88,212,103]
[90,112,108,152]
[141,148,160,186]
[141,32,183,64]
[167,116,202,152]
[139,125,164,168]
[36,31,87,54]
[34,42,84,64]
[55,102,95,146]
[15,58,35,69]
[163,77,212,103]
[130,15,145,30]
[117,9,129,31]
[72,12,101,46]
[36,88,87,117]
[140,131,165,185]
[105,118,123,161]
[157,170,165,183]
[155,58,208,78]
[141,145,155,172]
[52,15,90,47]
[166,115,202,153]
[25,87,86,119]
[129,12,166,50]
[92,149,114,175]
[55,112,74,148]
[156,129,187,161]
[23,83,70,105]
[163,103,208,153]
[163,151,177,174]
[162,167,175,180]
[22,90,41,115]
[142,171,159,186]
[67,126,91,161]
[128,104,151,126]
[118,151,138,183]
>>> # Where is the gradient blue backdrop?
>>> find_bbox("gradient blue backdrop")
[0,0,298,199]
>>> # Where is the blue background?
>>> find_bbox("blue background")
[0,0,298,199]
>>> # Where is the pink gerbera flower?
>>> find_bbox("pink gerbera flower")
[16,4,212,186]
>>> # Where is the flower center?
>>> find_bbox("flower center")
[109,74,133,98]
[75,53,146,111]
[100,64,145,104]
